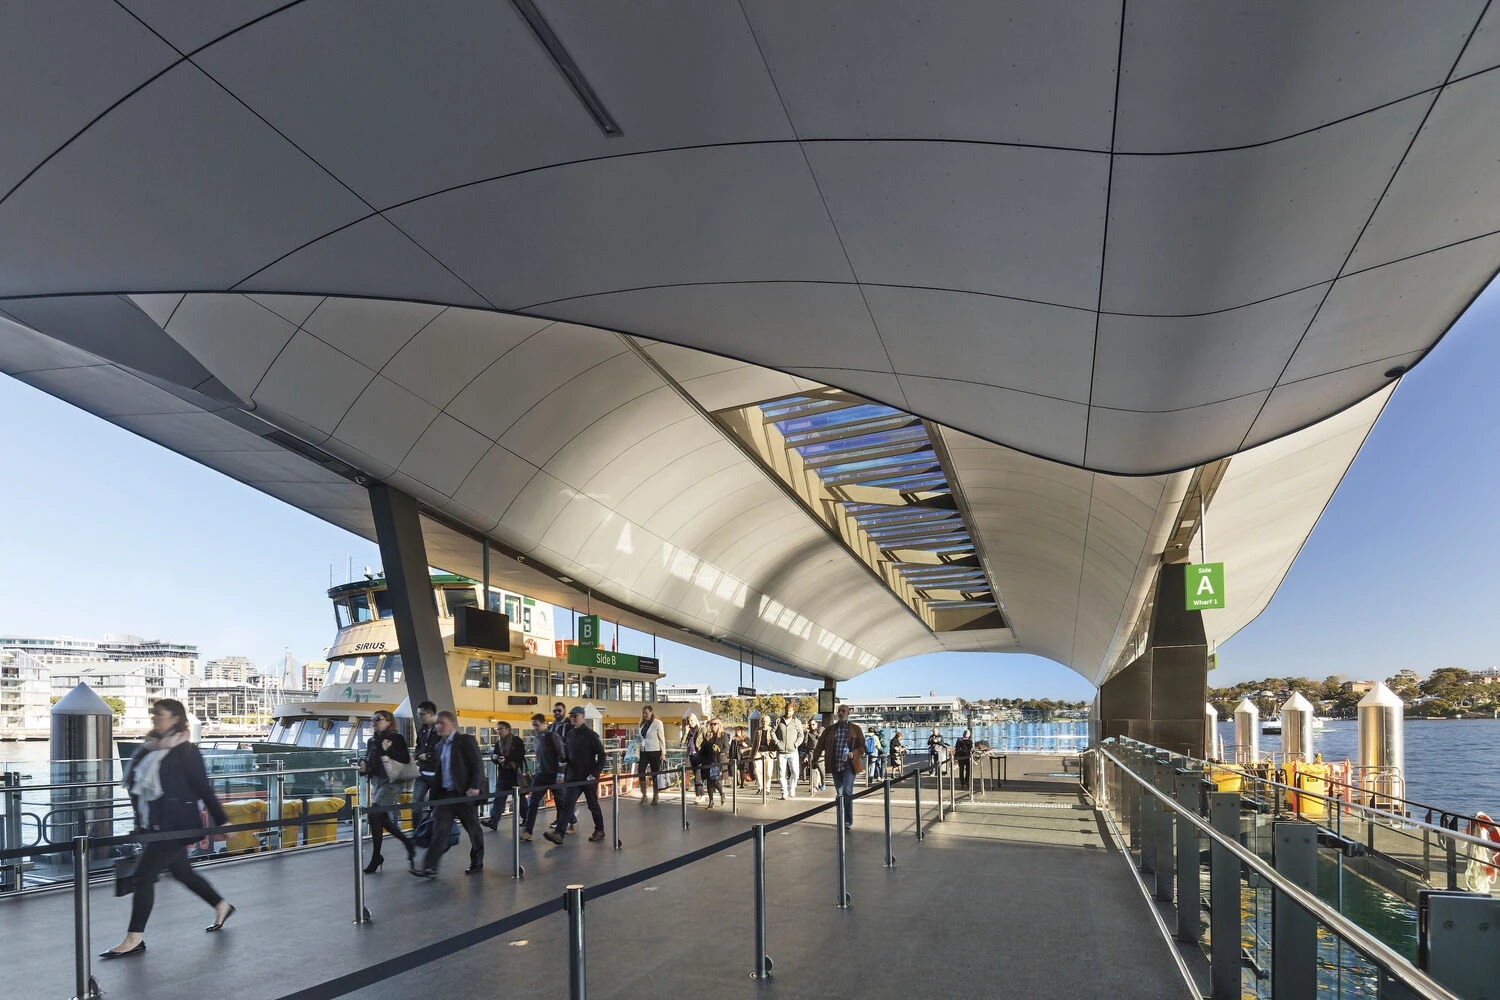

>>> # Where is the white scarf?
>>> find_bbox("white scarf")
[128,729,190,806]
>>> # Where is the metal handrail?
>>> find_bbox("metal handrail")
[7,763,359,796]
[1096,746,1463,1000]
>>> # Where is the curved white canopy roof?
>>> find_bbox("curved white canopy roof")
[0,3,1486,681]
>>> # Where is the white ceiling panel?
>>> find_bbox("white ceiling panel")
[1091,285,1328,411]
[547,283,883,371]
[300,298,445,372]
[805,141,1108,308]
[641,341,743,384]
[383,309,554,410]
[250,330,374,437]
[901,376,1088,467]
[786,369,907,412]
[865,286,1096,404]
[391,145,852,309]
[1116,1,1479,152]
[581,419,719,508]
[498,352,662,467]
[0,316,98,374]
[1086,393,1270,473]
[236,214,492,309]
[119,0,288,53]
[111,409,275,455]
[451,445,539,531]
[1246,355,1419,445]
[542,387,691,489]
[1286,233,1500,382]
[329,376,439,472]
[1346,70,1500,272]
[18,364,197,418]
[1455,4,1500,76]
[615,442,744,525]
[493,469,571,551]
[1103,95,1428,315]
[446,326,625,440]
[129,293,185,328]
[670,490,789,553]
[677,366,811,414]
[245,294,323,328]
[642,464,768,537]
[741,0,1118,149]
[162,293,297,400]
[0,1,177,197]
[0,63,368,297]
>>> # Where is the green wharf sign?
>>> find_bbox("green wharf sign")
[1185,562,1226,610]
[566,644,660,674]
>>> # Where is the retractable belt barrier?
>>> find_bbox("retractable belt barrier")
[268,765,921,1000]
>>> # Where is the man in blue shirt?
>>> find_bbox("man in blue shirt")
[412,711,484,877]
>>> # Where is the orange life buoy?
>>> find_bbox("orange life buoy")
[1474,811,1500,877]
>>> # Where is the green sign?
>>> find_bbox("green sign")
[1185,562,1226,610]
[566,645,661,674]
[578,614,601,649]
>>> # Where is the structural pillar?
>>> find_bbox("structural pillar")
[1094,563,1209,758]
[368,484,455,711]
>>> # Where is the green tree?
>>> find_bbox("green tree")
[794,696,819,719]
[103,696,126,721]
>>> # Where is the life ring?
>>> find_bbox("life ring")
[1475,812,1500,877]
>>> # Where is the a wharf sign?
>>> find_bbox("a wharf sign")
[1185,562,1226,610]
[565,644,660,674]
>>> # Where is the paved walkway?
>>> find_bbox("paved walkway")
[0,760,1191,1000]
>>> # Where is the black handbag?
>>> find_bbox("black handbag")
[112,851,141,897]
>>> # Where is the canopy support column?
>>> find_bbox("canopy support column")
[369,484,455,711]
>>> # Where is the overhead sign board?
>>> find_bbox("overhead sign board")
[567,645,650,673]
[738,686,757,697]
[1185,562,1226,610]
[578,614,601,649]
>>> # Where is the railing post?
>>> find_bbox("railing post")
[1209,791,1240,1000]
[913,766,924,841]
[511,786,524,880]
[564,884,586,1000]
[71,835,98,1000]
[1174,768,1200,943]
[680,764,689,831]
[732,758,738,815]
[1153,759,1176,902]
[883,776,895,868]
[611,763,621,851]
[2,771,22,893]
[1445,834,1458,891]
[752,824,772,979]
[835,790,851,909]
[352,776,370,924]
[1273,822,1318,1000]
[1139,759,1157,871]
[267,769,285,850]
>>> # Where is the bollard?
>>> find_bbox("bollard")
[267,770,285,850]
[914,767,924,841]
[512,786,525,880]
[761,758,768,806]
[71,835,98,1000]
[564,884,586,1000]
[680,764,690,830]
[611,764,621,851]
[751,824,772,979]
[883,776,895,868]
[352,778,370,924]
[2,771,21,893]
[835,791,851,908]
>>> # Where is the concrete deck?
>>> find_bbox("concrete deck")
[0,758,1192,1000]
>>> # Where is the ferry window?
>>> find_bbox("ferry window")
[645,681,655,702]
[348,592,374,624]
[373,590,392,619]
[335,601,352,629]
[513,665,530,694]
[567,672,581,698]
[582,675,595,699]
[607,677,621,701]
[330,661,357,685]
[356,721,373,745]
[295,721,323,747]
[551,671,565,697]
[384,654,403,684]
[445,587,479,618]
[463,658,491,689]
[494,661,511,692]
[487,588,502,613]
[268,721,287,742]
[505,595,521,624]
[322,721,348,748]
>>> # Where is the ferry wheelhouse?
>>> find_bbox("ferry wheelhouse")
[266,574,664,751]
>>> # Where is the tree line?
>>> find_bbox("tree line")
[1209,668,1498,720]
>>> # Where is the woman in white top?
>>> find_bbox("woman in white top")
[636,704,667,803]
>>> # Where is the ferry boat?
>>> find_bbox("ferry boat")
[262,574,666,753]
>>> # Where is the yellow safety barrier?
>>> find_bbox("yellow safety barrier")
[1209,765,1245,794]
[220,799,267,854]
[280,799,303,844]
[1290,762,1332,819]
[345,785,414,830]
[302,796,345,845]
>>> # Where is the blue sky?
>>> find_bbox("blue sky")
[1,280,1495,700]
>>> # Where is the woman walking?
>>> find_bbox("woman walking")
[954,728,974,786]
[698,718,727,807]
[101,699,234,959]
[357,709,416,872]
[889,731,906,775]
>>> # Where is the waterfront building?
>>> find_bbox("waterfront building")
[49,663,189,733]
[841,695,963,727]
[202,655,257,683]
[0,648,52,732]
[301,660,329,690]
[0,634,199,734]
[656,683,714,718]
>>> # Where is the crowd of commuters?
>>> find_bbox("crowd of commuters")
[102,694,970,960]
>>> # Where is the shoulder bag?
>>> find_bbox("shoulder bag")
[383,756,422,782]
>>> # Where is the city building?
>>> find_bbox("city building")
[49,662,190,733]
[0,634,201,733]
[656,683,713,718]
[0,648,52,732]
[302,660,329,690]
[0,634,199,678]
[840,695,964,727]
[203,655,257,683]
[1342,680,1377,695]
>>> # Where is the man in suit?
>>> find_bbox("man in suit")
[412,710,485,877]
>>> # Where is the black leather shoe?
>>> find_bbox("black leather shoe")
[362,856,383,874]
[205,903,236,932]
[465,862,484,874]
[100,942,146,959]
[410,867,436,878]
